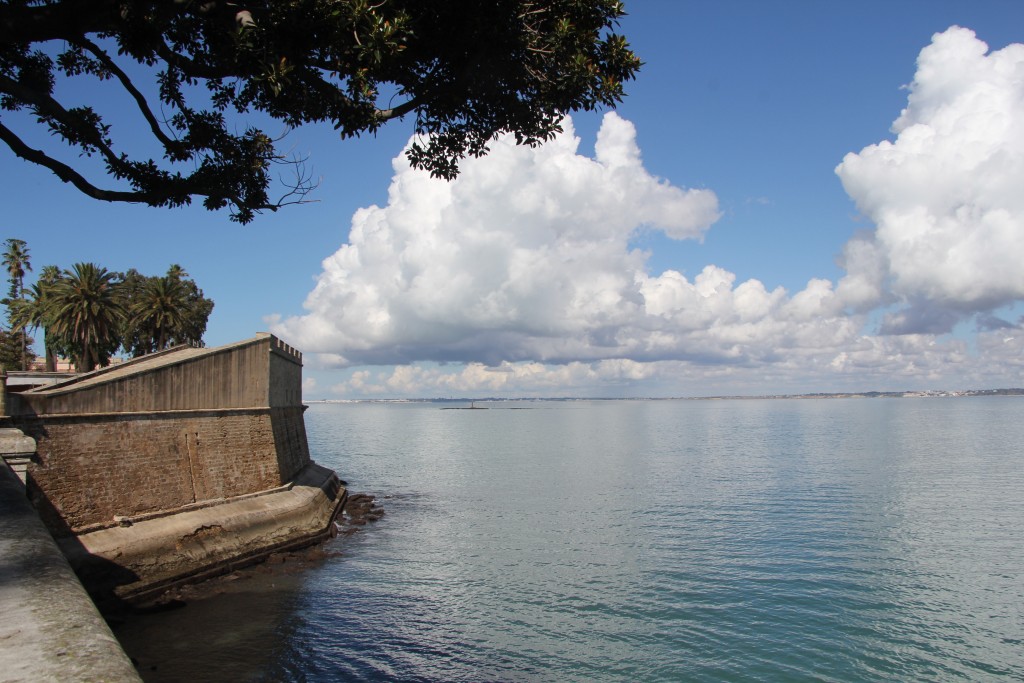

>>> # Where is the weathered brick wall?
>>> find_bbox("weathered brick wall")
[270,406,311,482]
[20,407,309,534]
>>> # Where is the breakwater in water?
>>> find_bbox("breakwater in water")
[115,398,1024,681]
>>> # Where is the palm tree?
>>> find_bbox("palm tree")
[9,265,61,371]
[2,238,32,369]
[166,263,189,281]
[130,275,190,353]
[171,265,214,348]
[2,238,30,301]
[48,263,126,372]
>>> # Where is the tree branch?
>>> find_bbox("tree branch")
[0,121,157,204]
[153,40,240,81]
[74,37,184,156]
[0,121,316,221]
[375,97,420,122]
[0,72,131,177]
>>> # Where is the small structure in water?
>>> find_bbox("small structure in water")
[440,401,489,410]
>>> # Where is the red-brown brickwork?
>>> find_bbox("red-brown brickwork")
[21,407,309,532]
[271,406,311,483]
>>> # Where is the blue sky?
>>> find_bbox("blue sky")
[4,1,1024,398]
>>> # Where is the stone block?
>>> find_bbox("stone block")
[0,427,36,455]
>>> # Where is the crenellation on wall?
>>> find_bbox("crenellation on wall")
[270,334,303,364]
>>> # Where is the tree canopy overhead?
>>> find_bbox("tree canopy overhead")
[0,0,641,223]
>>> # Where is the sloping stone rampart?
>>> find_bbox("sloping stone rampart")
[63,462,345,604]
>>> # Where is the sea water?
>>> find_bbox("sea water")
[115,398,1024,681]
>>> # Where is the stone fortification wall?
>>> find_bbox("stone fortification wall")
[20,407,309,532]
[12,334,312,534]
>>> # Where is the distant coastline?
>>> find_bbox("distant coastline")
[305,388,1024,404]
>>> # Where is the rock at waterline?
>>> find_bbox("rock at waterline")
[339,493,385,532]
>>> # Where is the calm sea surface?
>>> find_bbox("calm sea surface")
[115,398,1024,682]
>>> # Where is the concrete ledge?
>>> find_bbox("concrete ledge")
[0,427,36,454]
[61,462,346,605]
[0,460,140,682]
[0,427,37,485]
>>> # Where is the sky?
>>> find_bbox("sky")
[3,1,1024,399]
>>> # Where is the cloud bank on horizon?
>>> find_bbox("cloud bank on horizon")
[273,26,1024,397]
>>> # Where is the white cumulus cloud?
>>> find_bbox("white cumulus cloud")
[275,28,1024,398]
[836,26,1024,332]
[275,113,729,366]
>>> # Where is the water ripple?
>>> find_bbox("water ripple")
[117,399,1024,682]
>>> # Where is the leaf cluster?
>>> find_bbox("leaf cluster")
[0,0,641,222]
[118,266,215,357]
[0,326,32,371]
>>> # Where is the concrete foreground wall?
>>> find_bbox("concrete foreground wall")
[0,460,140,682]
